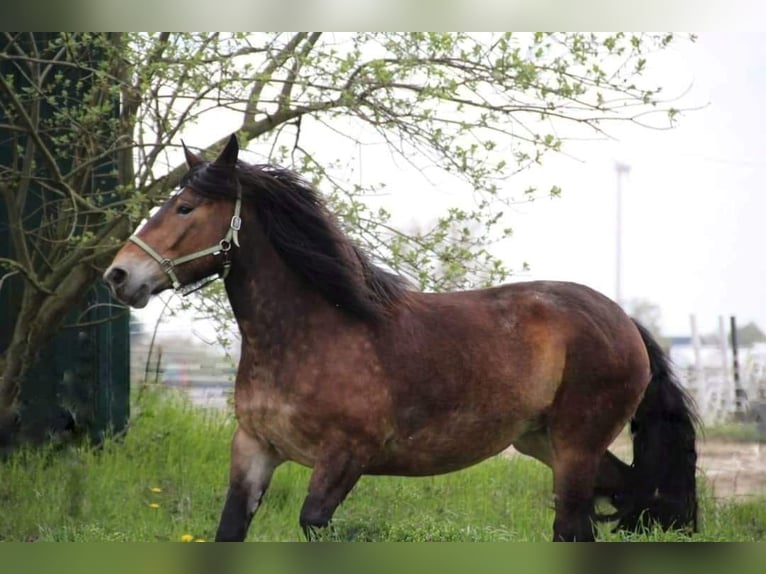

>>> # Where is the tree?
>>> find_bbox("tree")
[1,32,692,437]
[701,321,766,348]
[625,298,668,348]
[734,322,766,347]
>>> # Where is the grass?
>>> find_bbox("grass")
[701,421,765,443]
[0,389,765,542]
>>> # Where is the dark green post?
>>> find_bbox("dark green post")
[0,33,129,446]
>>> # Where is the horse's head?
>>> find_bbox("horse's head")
[104,135,243,308]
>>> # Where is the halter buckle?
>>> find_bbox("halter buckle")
[230,215,242,231]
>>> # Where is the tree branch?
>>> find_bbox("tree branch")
[244,32,309,129]
[0,258,53,294]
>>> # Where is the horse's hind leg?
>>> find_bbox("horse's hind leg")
[547,379,643,541]
[215,427,282,542]
[299,447,364,540]
[550,445,601,541]
[592,449,632,505]
[513,429,595,539]
[514,432,630,503]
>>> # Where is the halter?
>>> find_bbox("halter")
[129,191,242,297]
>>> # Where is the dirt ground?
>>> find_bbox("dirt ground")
[695,440,766,500]
[507,438,766,501]
[611,437,765,501]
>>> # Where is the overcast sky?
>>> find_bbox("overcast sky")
[501,32,766,336]
[137,32,766,343]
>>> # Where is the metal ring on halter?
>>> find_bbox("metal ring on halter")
[219,239,231,253]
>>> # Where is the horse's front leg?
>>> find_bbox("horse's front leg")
[215,427,282,542]
[299,447,364,540]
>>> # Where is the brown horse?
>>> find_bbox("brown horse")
[104,134,698,542]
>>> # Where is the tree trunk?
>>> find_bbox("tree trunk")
[0,260,106,447]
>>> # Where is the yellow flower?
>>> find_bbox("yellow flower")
[180,534,194,543]
[194,538,206,543]
[148,503,160,509]
[150,487,162,493]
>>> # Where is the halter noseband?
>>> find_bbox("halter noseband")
[128,192,242,297]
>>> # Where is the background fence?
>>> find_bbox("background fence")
[670,315,766,429]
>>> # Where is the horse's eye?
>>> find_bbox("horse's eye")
[176,204,194,215]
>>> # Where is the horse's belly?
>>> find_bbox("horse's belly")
[234,384,544,476]
[369,415,531,476]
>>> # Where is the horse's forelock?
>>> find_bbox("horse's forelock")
[180,161,239,198]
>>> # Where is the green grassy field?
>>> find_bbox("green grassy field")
[1,390,764,542]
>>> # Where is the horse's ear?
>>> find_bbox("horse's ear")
[182,141,203,168]
[215,133,239,167]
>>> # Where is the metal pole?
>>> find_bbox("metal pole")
[690,314,703,385]
[689,314,704,416]
[730,315,747,417]
[718,316,730,421]
[615,162,630,307]
[718,316,730,385]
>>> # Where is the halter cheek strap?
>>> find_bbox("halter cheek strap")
[128,193,242,296]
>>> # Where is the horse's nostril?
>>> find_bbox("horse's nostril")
[106,267,128,287]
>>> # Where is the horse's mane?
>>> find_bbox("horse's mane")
[181,160,411,321]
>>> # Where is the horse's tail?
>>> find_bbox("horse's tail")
[613,320,699,533]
